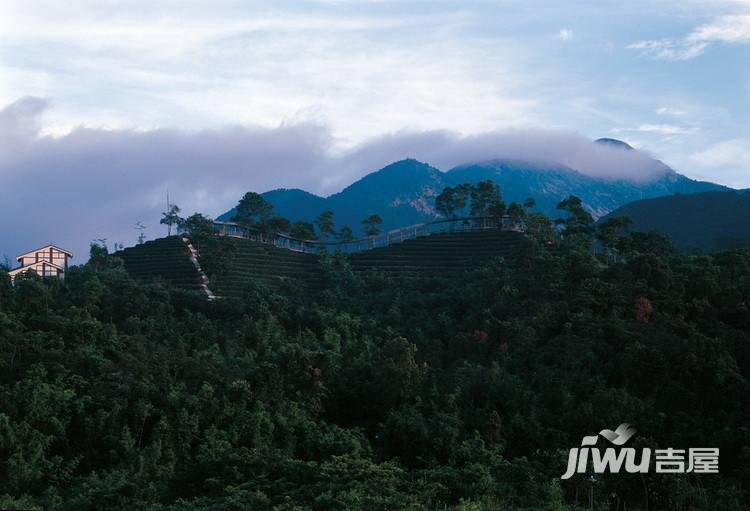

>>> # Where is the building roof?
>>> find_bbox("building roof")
[16,244,74,261]
[8,259,64,276]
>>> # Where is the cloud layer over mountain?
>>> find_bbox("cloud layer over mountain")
[0,96,679,262]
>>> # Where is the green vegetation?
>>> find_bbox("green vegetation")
[290,221,316,240]
[349,230,525,277]
[435,183,471,219]
[601,190,750,252]
[233,192,275,228]
[160,203,182,236]
[362,214,383,236]
[199,236,321,296]
[338,226,354,242]
[113,236,203,292]
[315,210,337,240]
[1,199,749,509]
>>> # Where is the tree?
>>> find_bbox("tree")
[597,216,633,254]
[315,210,336,240]
[339,226,354,242]
[436,184,470,219]
[267,216,292,234]
[525,212,555,243]
[290,221,316,240]
[362,214,383,237]
[470,181,504,217]
[232,192,274,229]
[160,204,183,236]
[181,213,214,239]
[556,195,594,242]
[506,202,526,230]
[88,241,114,271]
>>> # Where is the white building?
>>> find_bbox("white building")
[8,245,73,281]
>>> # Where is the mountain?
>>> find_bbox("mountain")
[219,188,327,224]
[325,159,446,230]
[594,137,634,150]
[218,159,448,232]
[447,159,728,218]
[217,140,730,236]
[601,190,750,252]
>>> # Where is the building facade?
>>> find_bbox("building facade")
[7,245,73,281]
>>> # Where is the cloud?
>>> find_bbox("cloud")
[0,96,50,156]
[612,123,695,136]
[656,106,687,117]
[626,39,708,61]
[628,13,750,60]
[0,96,673,262]
[0,97,334,262]
[557,28,574,41]
[690,138,750,167]
[689,138,750,189]
[339,129,669,187]
[0,1,536,143]
[687,13,750,43]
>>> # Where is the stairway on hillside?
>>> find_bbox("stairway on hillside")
[114,236,204,292]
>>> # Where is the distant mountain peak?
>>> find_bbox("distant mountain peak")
[594,138,634,150]
[378,158,433,171]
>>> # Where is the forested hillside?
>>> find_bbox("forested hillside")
[1,209,749,510]
[601,190,750,252]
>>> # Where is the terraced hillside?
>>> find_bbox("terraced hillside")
[114,236,204,292]
[115,230,527,297]
[199,237,320,297]
[349,230,526,277]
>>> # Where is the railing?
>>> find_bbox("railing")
[212,216,524,254]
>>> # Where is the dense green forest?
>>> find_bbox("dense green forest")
[1,203,749,510]
[601,190,750,253]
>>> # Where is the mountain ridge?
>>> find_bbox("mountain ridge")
[218,146,730,235]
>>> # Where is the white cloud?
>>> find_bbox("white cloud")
[558,28,574,41]
[0,2,538,144]
[689,138,750,188]
[627,39,708,61]
[656,106,687,116]
[687,13,750,43]
[611,123,695,136]
[691,138,750,166]
[629,12,750,60]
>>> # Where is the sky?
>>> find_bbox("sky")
[0,0,749,262]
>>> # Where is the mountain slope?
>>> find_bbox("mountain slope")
[218,188,327,223]
[219,159,448,234]
[217,141,730,236]
[601,190,750,252]
[447,159,728,218]
[326,159,446,231]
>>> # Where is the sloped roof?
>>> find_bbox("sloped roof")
[8,260,65,276]
[16,244,73,260]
